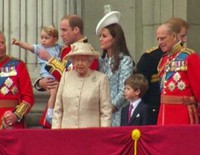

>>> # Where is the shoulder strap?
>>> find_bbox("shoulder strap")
[145,46,159,54]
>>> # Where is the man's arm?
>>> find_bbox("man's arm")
[34,77,58,91]
[37,49,66,82]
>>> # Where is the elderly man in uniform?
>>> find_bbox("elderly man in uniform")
[136,18,189,125]
[0,31,34,129]
[156,21,200,125]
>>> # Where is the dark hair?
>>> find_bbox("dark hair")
[124,74,148,97]
[61,15,83,34]
[101,23,135,72]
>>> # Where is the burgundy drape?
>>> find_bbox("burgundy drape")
[0,125,200,155]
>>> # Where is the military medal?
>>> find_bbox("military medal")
[11,86,18,95]
[173,72,181,82]
[5,78,13,88]
[168,81,175,91]
[1,86,9,95]
[9,66,17,76]
[0,66,17,77]
[177,81,186,91]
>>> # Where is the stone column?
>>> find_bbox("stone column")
[187,0,200,52]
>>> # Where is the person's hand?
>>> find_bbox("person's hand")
[39,77,58,90]
[12,38,19,45]
[37,50,52,61]
[112,105,117,113]
[3,111,18,128]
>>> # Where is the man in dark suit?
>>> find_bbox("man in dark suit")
[121,74,150,126]
[136,18,189,125]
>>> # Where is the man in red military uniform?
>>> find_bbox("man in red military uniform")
[34,15,98,128]
[137,18,189,125]
[0,31,34,129]
[156,22,200,125]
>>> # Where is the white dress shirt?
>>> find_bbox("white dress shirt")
[130,98,141,117]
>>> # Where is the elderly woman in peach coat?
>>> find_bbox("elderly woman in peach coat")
[52,42,112,129]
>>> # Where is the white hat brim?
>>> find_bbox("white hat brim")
[96,11,121,36]
[66,43,100,61]
[66,52,99,61]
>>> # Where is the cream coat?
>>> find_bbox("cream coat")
[52,70,112,129]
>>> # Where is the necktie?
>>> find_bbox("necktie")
[128,104,133,122]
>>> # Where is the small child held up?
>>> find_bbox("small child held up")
[121,73,150,126]
[12,25,62,125]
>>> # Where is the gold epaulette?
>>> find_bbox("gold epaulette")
[181,47,195,54]
[150,73,160,83]
[145,46,159,54]
[14,102,31,120]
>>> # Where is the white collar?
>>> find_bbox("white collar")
[130,98,141,109]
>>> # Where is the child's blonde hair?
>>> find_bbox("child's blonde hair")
[42,25,59,39]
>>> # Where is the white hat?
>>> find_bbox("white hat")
[66,43,99,61]
[96,11,121,36]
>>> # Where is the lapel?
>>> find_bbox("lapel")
[129,101,143,124]
[121,101,130,125]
